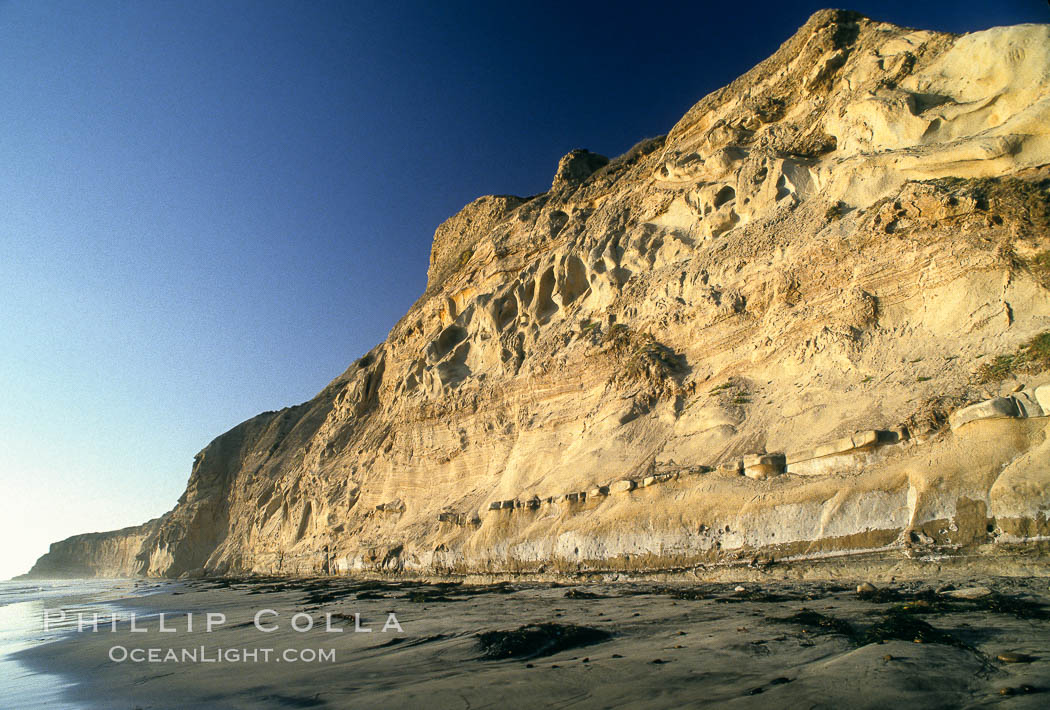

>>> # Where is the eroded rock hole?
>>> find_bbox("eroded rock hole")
[433,325,467,360]
[535,267,557,320]
[713,185,736,209]
[496,296,518,331]
[559,256,589,305]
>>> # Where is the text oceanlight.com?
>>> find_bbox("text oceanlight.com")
[108,646,336,663]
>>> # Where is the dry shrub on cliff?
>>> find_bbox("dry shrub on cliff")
[927,176,1050,229]
[602,324,683,395]
[1030,250,1050,290]
[976,330,1050,383]
[587,135,666,187]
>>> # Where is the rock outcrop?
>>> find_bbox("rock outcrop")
[25,10,1050,580]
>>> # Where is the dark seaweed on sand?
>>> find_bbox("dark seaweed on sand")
[301,580,449,605]
[716,589,804,604]
[404,591,462,603]
[476,623,612,660]
[770,608,981,655]
[564,588,607,599]
[858,587,1049,620]
[635,583,840,603]
[654,587,708,601]
[354,590,389,600]
[302,588,355,605]
[862,610,972,648]
[775,611,860,642]
[972,593,1049,620]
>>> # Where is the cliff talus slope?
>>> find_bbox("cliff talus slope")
[26,10,1050,579]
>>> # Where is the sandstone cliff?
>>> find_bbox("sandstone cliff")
[26,10,1050,580]
[24,519,162,579]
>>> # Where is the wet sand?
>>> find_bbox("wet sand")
[16,574,1050,709]
[0,579,166,709]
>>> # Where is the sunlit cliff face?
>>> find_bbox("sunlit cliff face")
[24,11,1050,581]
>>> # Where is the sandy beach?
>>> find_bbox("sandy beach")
[11,568,1050,709]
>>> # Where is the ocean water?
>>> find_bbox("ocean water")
[0,579,160,709]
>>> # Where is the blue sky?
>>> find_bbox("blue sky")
[1,0,1047,579]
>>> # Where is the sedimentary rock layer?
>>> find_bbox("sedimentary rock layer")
[25,10,1050,579]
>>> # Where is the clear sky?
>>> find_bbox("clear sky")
[2,0,1047,580]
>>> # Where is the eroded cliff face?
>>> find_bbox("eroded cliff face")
[26,10,1050,580]
[24,520,161,579]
